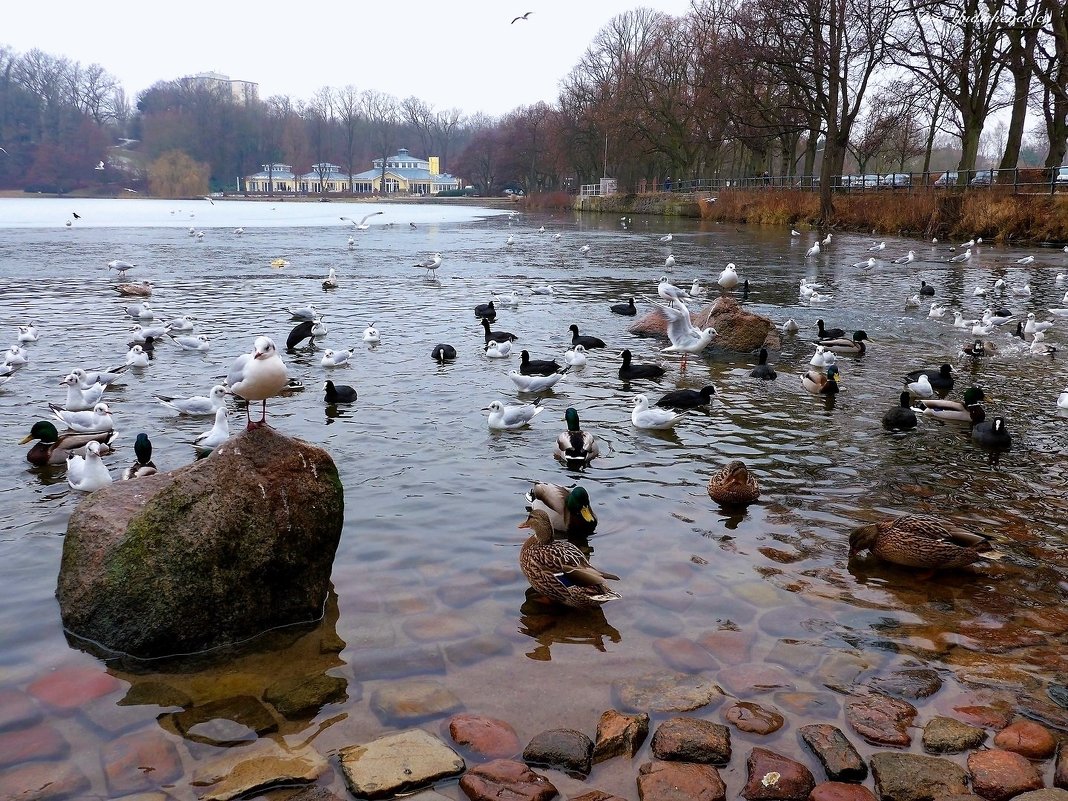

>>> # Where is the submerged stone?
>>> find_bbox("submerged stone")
[57,427,344,659]
[339,729,464,800]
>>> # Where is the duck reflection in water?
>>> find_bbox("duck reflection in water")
[519,593,622,661]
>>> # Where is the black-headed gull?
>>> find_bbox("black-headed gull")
[194,407,230,453]
[51,401,114,432]
[156,384,227,415]
[509,370,567,392]
[125,345,151,367]
[655,298,717,357]
[484,399,543,430]
[631,394,683,429]
[226,336,289,428]
[170,334,211,351]
[67,441,112,492]
[59,373,106,411]
[320,348,354,368]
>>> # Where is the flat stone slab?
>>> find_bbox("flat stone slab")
[593,710,649,764]
[870,752,969,801]
[613,672,724,713]
[370,679,462,724]
[459,759,558,801]
[191,739,327,801]
[339,728,464,800]
[636,760,726,801]
[846,694,916,747]
[798,724,866,782]
[921,716,986,753]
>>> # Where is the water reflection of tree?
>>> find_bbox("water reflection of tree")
[518,591,622,661]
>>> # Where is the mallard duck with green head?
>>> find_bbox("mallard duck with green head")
[526,482,598,537]
[819,330,872,355]
[20,420,116,466]
[553,407,600,468]
[915,387,985,423]
[849,515,1002,570]
[707,461,760,505]
[802,364,840,395]
[519,510,621,608]
[122,433,158,479]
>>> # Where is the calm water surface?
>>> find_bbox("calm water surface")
[1,197,1067,798]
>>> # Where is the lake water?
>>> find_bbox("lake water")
[1,197,1067,798]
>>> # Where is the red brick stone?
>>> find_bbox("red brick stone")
[0,760,89,800]
[102,729,183,796]
[809,782,877,801]
[993,720,1056,759]
[26,665,123,713]
[448,713,521,759]
[967,749,1043,801]
[636,760,726,801]
[0,723,69,768]
[459,759,557,801]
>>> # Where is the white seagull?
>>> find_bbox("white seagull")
[717,263,740,290]
[949,248,972,263]
[164,315,195,332]
[509,370,567,392]
[664,254,676,271]
[485,340,512,358]
[226,336,289,428]
[323,267,339,289]
[631,394,683,429]
[579,244,590,255]
[125,345,151,367]
[867,241,886,252]
[51,401,114,432]
[59,373,106,411]
[124,302,153,319]
[806,241,821,258]
[1014,255,1035,265]
[416,253,443,277]
[659,233,673,243]
[193,407,230,453]
[657,276,689,302]
[320,348,354,367]
[892,251,916,264]
[341,211,384,229]
[1024,312,1054,335]
[363,323,381,344]
[170,334,211,351]
[18,323,40,343]
[130,324,167,343]
[107,260,136,277]
[66,441,112,492]
[563,344,588,368]
[484,399,544,430]
[289,304,319,321]
[68,366,125,388]
[157,384,228,415]
[655,298,717,357]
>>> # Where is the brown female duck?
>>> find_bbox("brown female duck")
[849,515,1001,571]
[519,510,621,608]
[707,461,760,505]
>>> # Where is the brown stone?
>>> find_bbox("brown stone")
[718,663,796,697]
[776,692,840,717]
[285,789,348,801]
[167,695,277,746]
[651,717,731,765]
[340,729,464,800]
[653,637,719,673]
[798,724,867,782]
[370,679,462,724]
[191,739,328,801]
[1012,792,1068,801]
[725,702,785,735]
[695,628,753,665]
[57,427,344,658]
[922,716,987,753]
[870,753,969,801]
[954,704,1015,731]
[636,760,726,801]
[0,761,89,801]
[448,713,522,759]
[349,644,446,679]
[523,728,593,777]
[102,729,183,796]
[0,688,42,731]
[741,747,815,800]
[1057,741,1068,789]
[968,749,1043,801]
[459,759,558,801]
[571,792,628,801]
[593,710,649,764]
[993,720,1056,759]
[263,673,348,719]
[630,295,781,354]
[613,672,725,713]
[26,665,123,712]
[0,722,68,768]
[846,694,917,747]
[403,612,481,643]
[868,667,942,699]
[809,782,877,801]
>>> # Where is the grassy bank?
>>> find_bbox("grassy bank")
[555,189,1068,243]
[700,189,1068,243]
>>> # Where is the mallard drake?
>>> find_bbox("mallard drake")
[816,319,845,340]
[849,515,1001,570]
[802,364,840,395]
[619,349,666,381]
[749,347,777,380]
[820,330,871,355]
[518,510,620,608]
[526,482,598,537]
[707,461,760,505]
[882,391,918,430]
[971,416,1011,449]
[905,363,953,393]
[122,433,158,479]
[915,387,985,422]
[962,339,997,357]
[554,407,599,468]
[20,421,116,466]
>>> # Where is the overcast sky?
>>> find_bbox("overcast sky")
[3,1,694,117]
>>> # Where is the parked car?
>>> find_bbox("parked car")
[933,171,959,186]
[1055,166,1068,185]
[882,173,911,188]
[861,174,882,188]
[970,170,997,186]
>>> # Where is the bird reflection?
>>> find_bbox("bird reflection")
[518,592,622,661]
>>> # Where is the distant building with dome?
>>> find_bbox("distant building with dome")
[243,149,461,195]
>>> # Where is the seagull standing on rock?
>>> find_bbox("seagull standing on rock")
[226,336,289,429]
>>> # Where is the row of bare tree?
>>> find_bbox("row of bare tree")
[1,0,1065,214]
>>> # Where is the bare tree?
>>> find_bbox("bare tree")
[997,0,1043,168]
[334,85,362,186]
[1034,0,1068,167]
[362,90,399,192]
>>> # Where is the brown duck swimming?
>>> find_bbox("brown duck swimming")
[519,510,621,608]
[849,515,1001,571]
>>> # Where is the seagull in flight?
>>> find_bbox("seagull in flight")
[511,11,532,23]
[341,211,384,229]
[203,195,215,205]
[95,161,105,170]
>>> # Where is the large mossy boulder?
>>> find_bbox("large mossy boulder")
[57,427,344,659]
[630,295,781,355]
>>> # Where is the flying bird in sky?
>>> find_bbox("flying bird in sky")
[511,11,532,23]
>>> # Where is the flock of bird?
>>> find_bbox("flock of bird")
[7,211,1068,605]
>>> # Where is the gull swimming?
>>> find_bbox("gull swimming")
[157,384,228,415]
[69,366,126,388]
[363,323,381,344]
[563,344,588,368]
[509,370,567,392]
[59,373,106,411]
[631,394,683,429]
[170,334,211,351]
[18,323,39,343]
[530,284,554,295]
[289,304,319,321]
[321,348,354,368]
[130,324,167,343]
[323,268,339,289]
[123,302,153,319]
[659,233,673,243]
[125,345,151,367]
[484,399,543,430]
[485,340,512,358]
[51,401,114,432]
[66,441,112,492]
[164,315,195,332]
[226,335,289,428]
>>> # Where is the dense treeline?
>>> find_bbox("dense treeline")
[0,0,1065,216]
